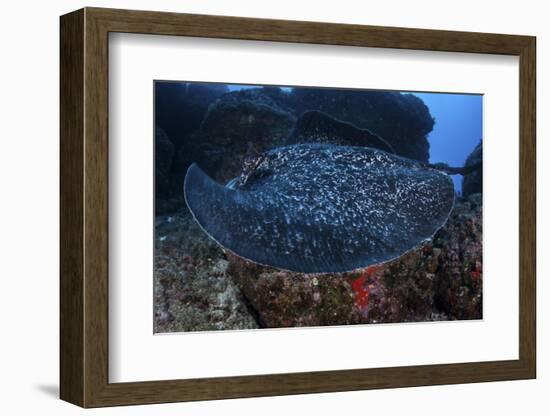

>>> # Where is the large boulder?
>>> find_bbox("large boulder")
[193,87,296,183]
[290,88,434,162]
[462,141,482,197]
[227,257,362,328]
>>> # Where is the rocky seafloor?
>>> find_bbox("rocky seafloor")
[154,193,482,332]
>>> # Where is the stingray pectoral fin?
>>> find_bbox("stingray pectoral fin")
[184,164,235,246]
[184,164,262,260]
[184,163,317,272]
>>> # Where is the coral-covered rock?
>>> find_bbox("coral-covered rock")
[227,256,362,328]
[431,193,483,319]
[462,141,483,196]
[154,212,258,332]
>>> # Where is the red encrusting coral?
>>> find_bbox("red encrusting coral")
[470,261,482,281]
[351,265,380,314]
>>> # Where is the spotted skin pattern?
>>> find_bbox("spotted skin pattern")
[184,144,454,273]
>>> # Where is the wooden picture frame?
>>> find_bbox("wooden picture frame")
[60,7,536,408]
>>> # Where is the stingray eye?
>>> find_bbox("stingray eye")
[239,154,269,187]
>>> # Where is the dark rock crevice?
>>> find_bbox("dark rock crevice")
[462,140,483,196]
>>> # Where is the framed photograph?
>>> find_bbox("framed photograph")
[60,7,536,407]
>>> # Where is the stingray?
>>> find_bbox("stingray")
[184,143,456,274]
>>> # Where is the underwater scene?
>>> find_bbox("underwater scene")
[154,81,483,332]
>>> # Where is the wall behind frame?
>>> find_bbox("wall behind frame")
[0,0,545,415]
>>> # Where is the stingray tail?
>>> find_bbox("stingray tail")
[427,161,482,176]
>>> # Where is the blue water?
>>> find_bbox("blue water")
[413,92,482,193]
[228,84,292,92]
